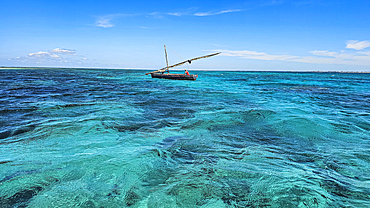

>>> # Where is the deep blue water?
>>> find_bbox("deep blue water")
[1,68,370,207]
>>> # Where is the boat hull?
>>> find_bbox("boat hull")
[151,73,198,81]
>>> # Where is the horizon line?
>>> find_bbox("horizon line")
[1,66,370,73]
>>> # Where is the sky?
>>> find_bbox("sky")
[1,0,370,71]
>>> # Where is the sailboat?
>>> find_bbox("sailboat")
[145,45,220,81]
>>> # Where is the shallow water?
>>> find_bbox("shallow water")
[1,69,370,207]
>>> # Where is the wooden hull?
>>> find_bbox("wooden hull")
[151,73,198,81]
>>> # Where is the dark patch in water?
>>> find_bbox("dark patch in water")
[171,148,196,164]
[12,125,36,137]
[320,179,352,198]
[287,151,317,163]
[158,136,185,148]
[0,186,43,208]
[112,123,146,132]
[0,160,13,165]
[180,120,211,130]
[0,106,38,115]
[0,169,40,183]
[356,121,370,131]
[124,189,140,206]
[107,184,120,199]
[142,165,172,187]
[331,122,353,134]
[80,200,96,208]
[57,103,95,108]
[103,119,177,133]
[220,179,251,206]
[157,136,219,165]
[134,97,197,121]
[0,130,11,140]
[0,125,36,143]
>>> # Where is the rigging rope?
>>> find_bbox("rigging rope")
[166,46,190,69]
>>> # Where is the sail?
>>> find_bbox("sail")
[145,52,221,75]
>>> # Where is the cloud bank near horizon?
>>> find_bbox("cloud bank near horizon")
[8,41,370,69]
[217,40,370,66]
[10,48,87,65]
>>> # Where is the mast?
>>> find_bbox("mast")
[164,45,169,72]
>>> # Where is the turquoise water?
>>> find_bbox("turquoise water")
[1,68,370,207]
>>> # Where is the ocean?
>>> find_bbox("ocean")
[0,68,369,207]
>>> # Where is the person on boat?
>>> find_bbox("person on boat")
[185,69,190,75]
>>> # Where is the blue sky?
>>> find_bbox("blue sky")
[1,0,370,71]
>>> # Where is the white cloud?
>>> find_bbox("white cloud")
[219,50,297,61]
[93,9,240,26]
[95,14,141,28]
[194,9,241,16]
[310,50,338,57]
[25,48,76,58]
[10,48,89,66]
[346,40,370,50]
[166,7,197,17]
[167,12,183,16]
[95,14,125,28]
[294,54,370,66]
[359,51,370,56]
[149,12,164,18]
[28,51,59,58]
[49,48,76,54]
[95,15,117,28]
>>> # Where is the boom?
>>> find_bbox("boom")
[145,52,221,75]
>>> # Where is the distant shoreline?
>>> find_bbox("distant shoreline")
[1,66,370,73]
